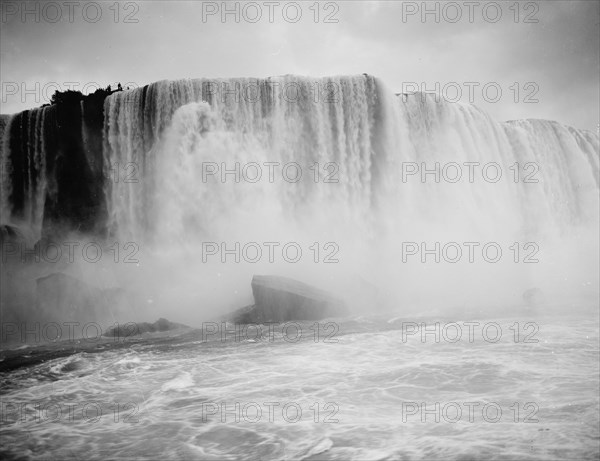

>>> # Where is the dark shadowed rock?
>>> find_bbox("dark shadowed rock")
[102,318,189,338]
[231,275,347,324]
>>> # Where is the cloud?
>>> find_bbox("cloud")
[1,0,598,130]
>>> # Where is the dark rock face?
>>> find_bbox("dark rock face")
[102,318,189,337]
[2,89,121,240]
[231,275,347,324]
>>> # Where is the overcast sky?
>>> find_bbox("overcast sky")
[1,0,598,131]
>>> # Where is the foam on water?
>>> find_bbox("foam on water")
[1,314,598,460]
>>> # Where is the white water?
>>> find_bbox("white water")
[0,108,49,243]
[100,75,599,319]
[104,77,599,239]
[1,315,598,460]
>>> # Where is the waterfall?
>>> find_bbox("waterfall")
[0,107,51,242]
[102,76,382,243]
[102,75,598,244]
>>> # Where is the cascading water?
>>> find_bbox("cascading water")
[0,107,50,244]
[104,76,598,239]
[103,76,381,243]
[100,75,599,317]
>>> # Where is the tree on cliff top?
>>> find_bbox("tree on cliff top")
[49,84,125,107]
[49,89,84,106]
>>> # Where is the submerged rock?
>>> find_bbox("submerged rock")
[102,318,189,338]
[36,272,107,322]
[34,273,133,332]
[231,275,347,324]
[523,287,545,308]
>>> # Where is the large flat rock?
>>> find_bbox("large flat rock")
[231,275,347,324]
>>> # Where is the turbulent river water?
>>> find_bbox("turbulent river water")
[1,312,598,460]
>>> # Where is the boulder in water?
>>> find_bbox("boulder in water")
[102,318,189,337]
[231,275,347,324]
